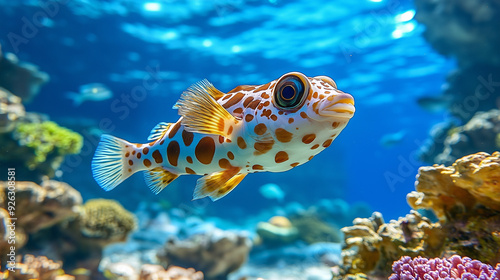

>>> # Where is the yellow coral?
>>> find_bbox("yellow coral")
[409,151,500,219]
[14,121,83,169]
[78,199,136,244]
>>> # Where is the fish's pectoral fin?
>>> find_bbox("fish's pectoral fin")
[148,122,172,141]
[177,80,238,139]
[193,168,246,201]
[144,167,180,194]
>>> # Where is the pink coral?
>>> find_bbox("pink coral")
[389,255,500,280]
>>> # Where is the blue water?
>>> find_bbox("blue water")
[1,0,454,221]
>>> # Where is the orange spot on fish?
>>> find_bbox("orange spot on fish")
[143,147,149,155]
[252,164,264,170]
[271,114,278,121]
[186,156,193,164]
[308,155,314,161]
[275,128,293,143]
[302,134,316,144]
[143,159,152,168]
[311,144,319,150]
[255,82,271,92]
[169,122,181,138]
[300,112,308,119]
[243,96,254,107]
[233,107,243,115]
[125,152,130,157]
[254,141,274,155]
[275,151,289,163]
[185,167,196,174]
[323,139,333,148]
[228,125,233,135]
[152,150,164,164]
[248,99,260,109]
[223,92,245,108]
[332,122,340,128]
[128,160,133,166]
[166,141,179,166]
[288,118,294,124]
[195,137,216,165]
[237,137,247,149]
[290,162,299,167]
[227,151,235,160]
[254,123,267,135]
[219,158,231,169]
[182,130,194,146]
[245,114,254,122]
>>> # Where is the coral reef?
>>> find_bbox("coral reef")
[139,265,203,280]
[415,0,500,162]
[335,152,500,279]
[0,180,82,233]
[419,109,500,165]
[0,45,50,102]
[256,216,298,246]
[13,120,83,170]
[409,151,500,218]
[75,199,137,246]
[0,118,84,182]
[0,87,25,133]
[334,211,443,279]
[157,228,252,280]
[290,214,341,244]
[389,255,500,280]
[2,254,75,280]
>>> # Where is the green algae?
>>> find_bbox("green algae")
[14,121,83,169]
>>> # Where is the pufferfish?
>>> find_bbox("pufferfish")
[92,72,355,201]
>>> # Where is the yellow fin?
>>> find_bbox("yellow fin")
[148,122,172,141]
[144,167,179,194]
[177,80,238,138]
[193,168,246,201]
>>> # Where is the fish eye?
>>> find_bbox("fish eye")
[274,74,307,109]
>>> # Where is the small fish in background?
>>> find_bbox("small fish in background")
[259,183,285,202]
[66,83,112,106]
[380,130,406,148]
[416,95,451,113]
[92,72,355,201]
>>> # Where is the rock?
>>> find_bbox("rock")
[0,87,24,133]
[157,228,251,280]
[0,50,49,102]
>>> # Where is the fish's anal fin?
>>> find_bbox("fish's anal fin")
[193,168,246,201]
[177,80,238,139]
[144,167,179,194]
[148,122,172,141]
[92,135,135,191]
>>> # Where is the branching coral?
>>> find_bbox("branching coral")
[335,211,443,279]
[3,254,75,280]
[13,121,83,170]
[389,255,500,280]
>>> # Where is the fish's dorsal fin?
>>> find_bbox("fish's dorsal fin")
[144,167,179,194]
[148,122,172,141]
[193,168,246,201]
[177,80,239,139]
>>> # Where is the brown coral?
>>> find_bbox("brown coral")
[0,180,82,233]
[409,151,500,219]
[336,211,443,279]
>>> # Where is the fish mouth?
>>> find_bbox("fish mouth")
[318,93,355,119]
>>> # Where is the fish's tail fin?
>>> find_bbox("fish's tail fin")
[92,134,137,191]
[65,92,84,106]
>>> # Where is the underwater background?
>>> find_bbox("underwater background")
[1,0,499,279]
